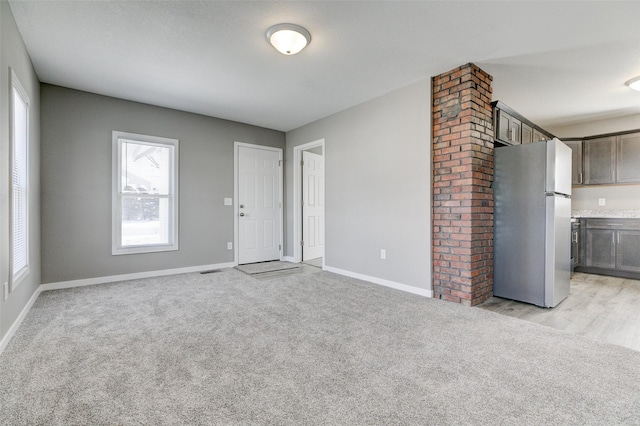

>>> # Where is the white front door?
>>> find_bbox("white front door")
[238,145,282,264]
[302,151,324,261]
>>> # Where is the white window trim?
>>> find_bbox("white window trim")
[10,69,30,290]
[112,131,179,255]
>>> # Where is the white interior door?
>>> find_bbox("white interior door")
[238,145,281,264]
[302,151,324,261]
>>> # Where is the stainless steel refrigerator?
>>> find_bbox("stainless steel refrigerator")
[493,139,572,307]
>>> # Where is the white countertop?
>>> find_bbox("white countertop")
[572,210,640,218]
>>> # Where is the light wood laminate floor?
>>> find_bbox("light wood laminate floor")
[478,272,640,352]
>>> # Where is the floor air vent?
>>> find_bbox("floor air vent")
[200,269,222,274]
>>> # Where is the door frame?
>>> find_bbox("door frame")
[292,138,325,264]
[233,142,284,265]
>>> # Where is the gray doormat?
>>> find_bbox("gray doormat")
[235,261,300,275]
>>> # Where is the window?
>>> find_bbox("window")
[11,70,30,288]
[112,131,179,255]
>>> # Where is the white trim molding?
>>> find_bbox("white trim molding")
[40,263,235,292]
[112,131,180,256]
[324,266,433,298]
[0,286,41,356]
[292,139,325,263]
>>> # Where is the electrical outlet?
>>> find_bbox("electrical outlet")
[3,282,8,301]
[380,249,386,260]
[598,198,606,206]
[227,242,233,250]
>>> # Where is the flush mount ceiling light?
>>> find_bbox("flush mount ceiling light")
[266,23,311,55]
[625,76,640,91]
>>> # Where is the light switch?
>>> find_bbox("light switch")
[224,198,233,206]
[598,198,606,206]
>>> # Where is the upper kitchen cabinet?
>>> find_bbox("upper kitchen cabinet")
[583,132,640,185]
[583,136,616,184]
[492,101,554,146]
[532,128,548,143]
[617,132,640,183]
[497,109,522,144]
[564,139,583,185]
[522,123,533,144]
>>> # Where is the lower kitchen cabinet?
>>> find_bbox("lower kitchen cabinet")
[585,228,616,269]
[617,230,640,273]
[577,218,640,279]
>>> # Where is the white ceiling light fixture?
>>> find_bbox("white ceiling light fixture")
[625,76,640,91]
[266,23,311,55]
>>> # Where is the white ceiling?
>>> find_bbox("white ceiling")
[9,1,640,132]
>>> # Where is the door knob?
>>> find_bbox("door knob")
[239,212,245,217]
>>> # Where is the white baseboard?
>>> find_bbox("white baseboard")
[324,266,433,298]
[0,286,42,357]
[282,256,295,262]
[40,262,236,292]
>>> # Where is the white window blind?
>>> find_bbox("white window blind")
[112,131,179,255]
[11,72,30,287]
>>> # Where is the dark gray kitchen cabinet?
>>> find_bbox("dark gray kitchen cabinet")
[522,123,533,144]
[578,219,640,279]
[533,129,546,142]
[616,132,640,183]
[585,228,616,269]
[492,101,555,146]
[583,136,616,184]
[617,230,640,273]
[564,139,583,185]
[498,110,522,144]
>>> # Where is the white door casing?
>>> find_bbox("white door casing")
[292,139,325,264]
[235,143,282,264]
[302,151,325,261]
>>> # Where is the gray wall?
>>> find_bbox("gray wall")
[548,114,640,212]
[285,79,432,291]
[0,0,41,341]
[41,85,284,283]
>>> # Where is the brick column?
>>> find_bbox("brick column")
[432,63,494,306]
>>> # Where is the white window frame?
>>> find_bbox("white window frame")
[112,131,179,255]
[10,69,30,289]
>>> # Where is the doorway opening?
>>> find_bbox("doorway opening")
[292,139,325,266]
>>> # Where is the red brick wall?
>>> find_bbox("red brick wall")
[432,63,494,306]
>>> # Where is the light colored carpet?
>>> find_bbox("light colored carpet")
[235,260,299,275]
[1,269,639,425]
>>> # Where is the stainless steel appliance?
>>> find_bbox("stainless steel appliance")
[571,218,580,276]
[494,139,572,307]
